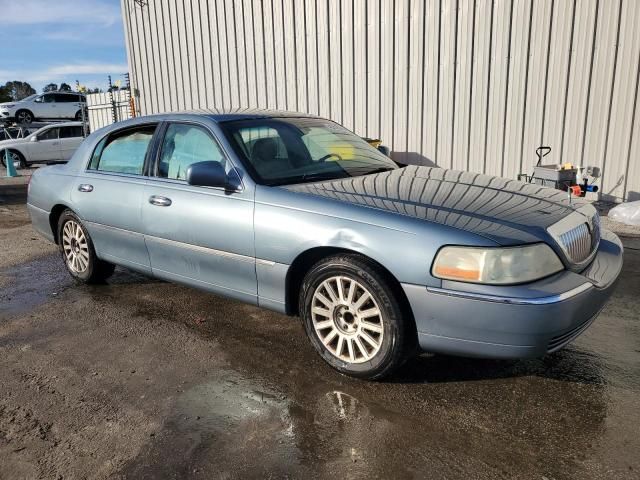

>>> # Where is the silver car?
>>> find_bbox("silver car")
[27,111,623,379]
[0,122,85,169]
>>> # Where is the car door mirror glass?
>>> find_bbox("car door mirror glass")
[186,161,228,188]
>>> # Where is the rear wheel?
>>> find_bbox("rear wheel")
[15,109,33,124]
[299,254,408,380]
[1,149,26,169]
[57,210,115,283]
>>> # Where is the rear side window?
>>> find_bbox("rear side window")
[89,125,156,175]
[55,94,74,103]
[59,126,83,138]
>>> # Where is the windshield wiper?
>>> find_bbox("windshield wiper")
[267,172,347,186]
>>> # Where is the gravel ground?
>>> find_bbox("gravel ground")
[1,177,639,479]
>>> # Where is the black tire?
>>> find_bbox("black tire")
[74,109,86,121]
[15,109,34,124]
[299,253,408,380]
[57,210,115,284]
[1,150,26,169]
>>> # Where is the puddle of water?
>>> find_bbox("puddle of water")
[0,254,72,318]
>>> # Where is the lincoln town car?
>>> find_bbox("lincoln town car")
[27,111,623,379]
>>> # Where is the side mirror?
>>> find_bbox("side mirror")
[377,145,390,157]
[30,136,39,142]
[186,161,228,188]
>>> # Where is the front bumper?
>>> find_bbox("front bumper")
[404,228,623,358]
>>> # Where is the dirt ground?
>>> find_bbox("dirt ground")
[1,177,640,479]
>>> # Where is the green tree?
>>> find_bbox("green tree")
[43,83,58,92]
[3,81,36,101]
[0,85,11,103]
[59,82,72,92]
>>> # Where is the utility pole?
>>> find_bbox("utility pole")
[75,80,88,137]
[108,75,118,124]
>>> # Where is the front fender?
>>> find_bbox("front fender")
[254,185,496,288]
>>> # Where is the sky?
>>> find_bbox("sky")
[0,0,128,93]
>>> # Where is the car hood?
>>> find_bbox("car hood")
[283,165,595,245]
[0,138,28,148]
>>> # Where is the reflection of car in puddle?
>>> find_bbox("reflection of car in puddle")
[326,390,360,420]
[122,361,610,478]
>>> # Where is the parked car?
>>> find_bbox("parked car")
[27,111,623,379]
[0,122,85,169]
[0,92,86,124]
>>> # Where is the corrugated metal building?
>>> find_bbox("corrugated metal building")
[121,0,640,201]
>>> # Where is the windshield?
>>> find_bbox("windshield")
[221,117,398,185]
[20,94,39,102]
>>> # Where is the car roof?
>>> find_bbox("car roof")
[34,121,84,132]
[142,108,322,124]
[39,121,83,128]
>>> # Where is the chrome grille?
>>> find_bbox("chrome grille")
[548,206,600,267]
[558,223,592,264]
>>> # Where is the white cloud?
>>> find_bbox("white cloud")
[3,0,121,26]
[0,63,128,85]
[47,63,129,76]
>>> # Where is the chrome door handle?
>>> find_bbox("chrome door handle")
[78,184,93,192]
[149,195,172,207]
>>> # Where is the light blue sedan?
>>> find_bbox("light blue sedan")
[27,110,623,379]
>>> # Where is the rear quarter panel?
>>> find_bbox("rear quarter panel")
[27,166,77,241]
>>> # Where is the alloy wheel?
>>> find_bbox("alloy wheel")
[1,151,22,170]
[311,275,384,363]
[17,111,32,123]
[62,220,90,273]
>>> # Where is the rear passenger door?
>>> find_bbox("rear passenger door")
[55,94,81,118]
[141,121,257,304]
[70,124,158,274]
[58,125,84,161]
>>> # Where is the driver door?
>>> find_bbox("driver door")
[141,121,257,304]
[26,127,61,162]
[32,93,55,119]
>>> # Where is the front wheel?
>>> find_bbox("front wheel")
[1,150,26,169]
[15,109,33,124]
[57,210,115,283]
[299,254,408,380]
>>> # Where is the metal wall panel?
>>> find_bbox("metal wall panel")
[121,0,640,201]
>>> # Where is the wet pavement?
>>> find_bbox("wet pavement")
[1,189,639,479]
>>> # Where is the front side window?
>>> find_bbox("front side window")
[37,128,59,141]
[89,125,156,175]
[42,94,55,103]
[157,123,225,180]
[221,117,397,185]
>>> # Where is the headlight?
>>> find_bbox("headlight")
[1,104,14,109]
[432,243,564,285]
